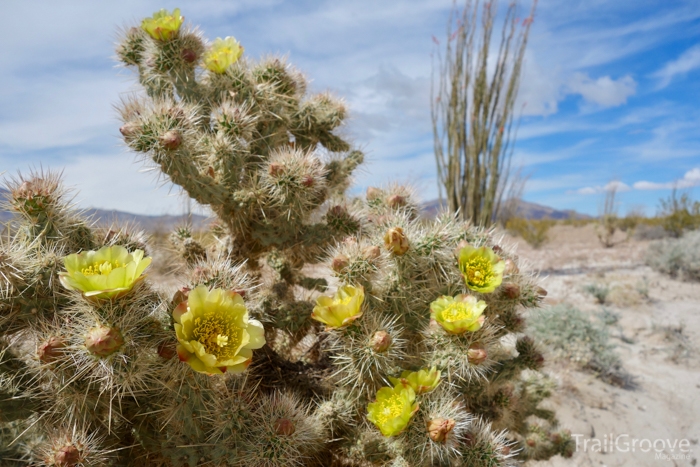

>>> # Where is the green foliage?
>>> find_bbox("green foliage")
[528,304,632,387]
[505,217,553,249]
[583,283,610,304]
[645,230,700,282]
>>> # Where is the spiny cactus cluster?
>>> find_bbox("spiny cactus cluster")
[0,8,573,466]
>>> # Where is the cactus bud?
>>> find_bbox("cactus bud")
[172,286,191,306]
[302,175,315,187]
[386,194,406,208]
[492,245,503,254]
[535,286,548,298]
[426,418,456,444]
[159,130,182,150]
[38,336,66,363]
[504,258,519,275]
[331,254,350,273]
[501,283,520,299]
[329,205,347,217]
[157,341,177,360]
[526,438,537,447]
[362,245,381,261]
[384,227,409,255]
[467,342,488,365]
[119,122,140,139]
[369,330,392,352]
[366,186,382,201]
[55,443,81,467]
[181,48,197,63]
[85,325,124,358]
[274,418,296,436]
[268,162,284,176]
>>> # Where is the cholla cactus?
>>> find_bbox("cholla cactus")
[0,8,573,466]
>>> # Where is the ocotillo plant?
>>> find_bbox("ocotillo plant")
[0,8,573,466]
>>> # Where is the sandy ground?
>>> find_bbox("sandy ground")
[507,224,700,467]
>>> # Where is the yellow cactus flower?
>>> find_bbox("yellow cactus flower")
[458,245,505,293]
[204,37,244,74]
[430,294,486,335]
[367,385,418,437]
[389,367,441,394]
[141,8,184,41]
[173,286,265,375]
[311,285,364,329]
[59,246,151,300]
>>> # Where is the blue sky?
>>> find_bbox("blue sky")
[1,1,699,216]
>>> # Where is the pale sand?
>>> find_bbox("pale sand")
[509,224,700,467]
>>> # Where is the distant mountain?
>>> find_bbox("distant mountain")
[421,198,592,220]
[84,209,210,232]
[0,188,209,231]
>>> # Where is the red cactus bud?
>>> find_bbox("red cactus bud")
[85,326,124,358]
[492,245,503,254]
[274,418,296,436]
[535,286,548,298]
[157,341,177,360]
[302,175,315,187]
[369,331,392,352]
[181,48,197,63]
[467,342,488,365]
[366,186,382,201]
[172,286,190,306]
[38,336,66,363]
[426,418,456,444]
[207,166,216,178]
[328,205,347,217]
[268,162,284,176]
[504,258,519,275]
[526,438,537,447]
[362,245,381,260]
[501,283,520,299]
[159,130,182,150]
[55,443,81,467]
[386,194,407,208]
[331,254,350,273]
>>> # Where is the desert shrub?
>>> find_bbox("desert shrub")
[582,283,609,304]
[506,217,553,248]
[658,189,700,238]
[528,304,631,387]
[633,222,667,240]
[645,230,700,281]
[652,323,693,364]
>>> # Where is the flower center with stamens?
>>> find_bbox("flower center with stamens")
[376,393,404,425]
[192,313,243,358]
[441,303,472,322]
[464,257,492,287]
[82,261,120,276]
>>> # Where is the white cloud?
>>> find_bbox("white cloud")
[633,167,700,190]
[652,44,700,89]
[567,72,636,107]
[574,180,631,195]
